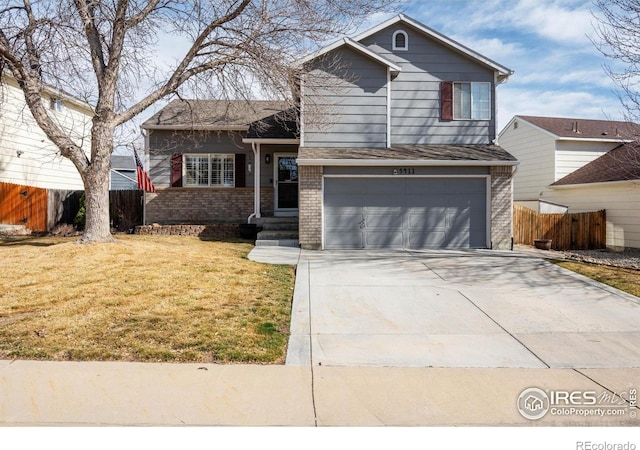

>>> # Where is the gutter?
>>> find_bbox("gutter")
[549,179,640,190]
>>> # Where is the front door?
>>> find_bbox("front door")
[274,154,299,216]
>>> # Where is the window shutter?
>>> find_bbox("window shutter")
[170,153,183,187]
[235,154,246,188]
[441,81,453,121]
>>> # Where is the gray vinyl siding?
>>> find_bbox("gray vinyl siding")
[148,130,251,188]
[303,47,388,148]
[110,170,138,190]
[146,130,296,188]
[360,25,496,145]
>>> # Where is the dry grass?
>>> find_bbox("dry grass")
[554,260,640,298]
[0,236,295,363]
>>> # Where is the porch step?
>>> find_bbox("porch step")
[255,239,299,248]
[256,230,299,240]
[253,217,299,247]
[255,217,298,226]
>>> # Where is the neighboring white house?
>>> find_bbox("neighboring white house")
[499,116,640,249]
[0,74,93,190]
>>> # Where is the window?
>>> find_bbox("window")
[49,98,63,112]
[184,154,235,187]
[453,82,491,120]
[392,30,408,51]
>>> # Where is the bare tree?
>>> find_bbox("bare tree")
[593,0,640,120]
[592,0,640,173]
[0,0,395,243]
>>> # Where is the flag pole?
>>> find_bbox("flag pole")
[142,189,146,226]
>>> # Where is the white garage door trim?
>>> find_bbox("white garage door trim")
[322,175,491,250]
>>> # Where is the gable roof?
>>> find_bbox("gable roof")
[111,154,136,171]
[141,99,292,130]
[297,37,402,73]
[515,115,640,141]
[551,142,640,186]
[298,14,512,80]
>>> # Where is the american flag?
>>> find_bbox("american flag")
[133,148,156,193]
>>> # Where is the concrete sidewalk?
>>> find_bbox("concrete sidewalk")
[1,359,638,426]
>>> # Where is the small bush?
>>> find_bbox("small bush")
[73,194,86,230]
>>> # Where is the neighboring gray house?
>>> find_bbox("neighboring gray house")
[110,154,138,190]
[142,14,517,250]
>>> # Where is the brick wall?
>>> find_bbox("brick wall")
[490,166,513,250]
[144,187,274,224]
[299,166,322,249]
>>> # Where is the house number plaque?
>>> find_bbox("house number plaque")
[393,168,415,175]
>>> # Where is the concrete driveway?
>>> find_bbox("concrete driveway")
[286,249,640,368]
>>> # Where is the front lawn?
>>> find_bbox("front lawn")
[553,260,640,298]
[0,236,295,363]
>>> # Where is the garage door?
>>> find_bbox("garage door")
[324,177,487,249]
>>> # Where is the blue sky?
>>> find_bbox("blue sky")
[138,0,625,140]
[359,0,625,132]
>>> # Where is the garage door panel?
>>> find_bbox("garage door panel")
[325,212,362,229]
[409,231,447,247]
[365,213,403,228]
[325,179,369,195]
[363,195,405,208]
[408,212,448,229]
[445,179,486,194]
[324,177,487,250]
[405,179,451,194]
[325,231,364,248]
[324,195,363,208]
[406,194,447,208]
[365,231,404,247]
[362,179,405,195]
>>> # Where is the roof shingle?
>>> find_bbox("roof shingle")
[518,116,640,140]
[298,145,517,162]
[141,99,293,130]
[551,142,640,185]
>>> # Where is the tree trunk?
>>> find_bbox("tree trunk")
[78,123,115,244]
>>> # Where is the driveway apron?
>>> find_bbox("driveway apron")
[286,250,640,368]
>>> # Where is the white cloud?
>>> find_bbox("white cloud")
[497,86,625,132]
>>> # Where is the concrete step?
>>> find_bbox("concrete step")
[255,239,299,248]
[255,217,299,225]
[261,223,299,232]
[257,230,299,240]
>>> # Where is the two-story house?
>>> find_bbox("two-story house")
[0,74,93,190]
[142,14,517,250]
[499,115,640,249]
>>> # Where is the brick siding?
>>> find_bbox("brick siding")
[490,166,513,250]
[144,187,274,224]
[298,166,323,249]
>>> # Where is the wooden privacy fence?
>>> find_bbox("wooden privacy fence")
[0,182,48,231]
[109,190,143,231]
[1,182,143,232]
[513,204,606,250]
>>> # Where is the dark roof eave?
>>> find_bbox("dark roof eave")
[297,158,518,166]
